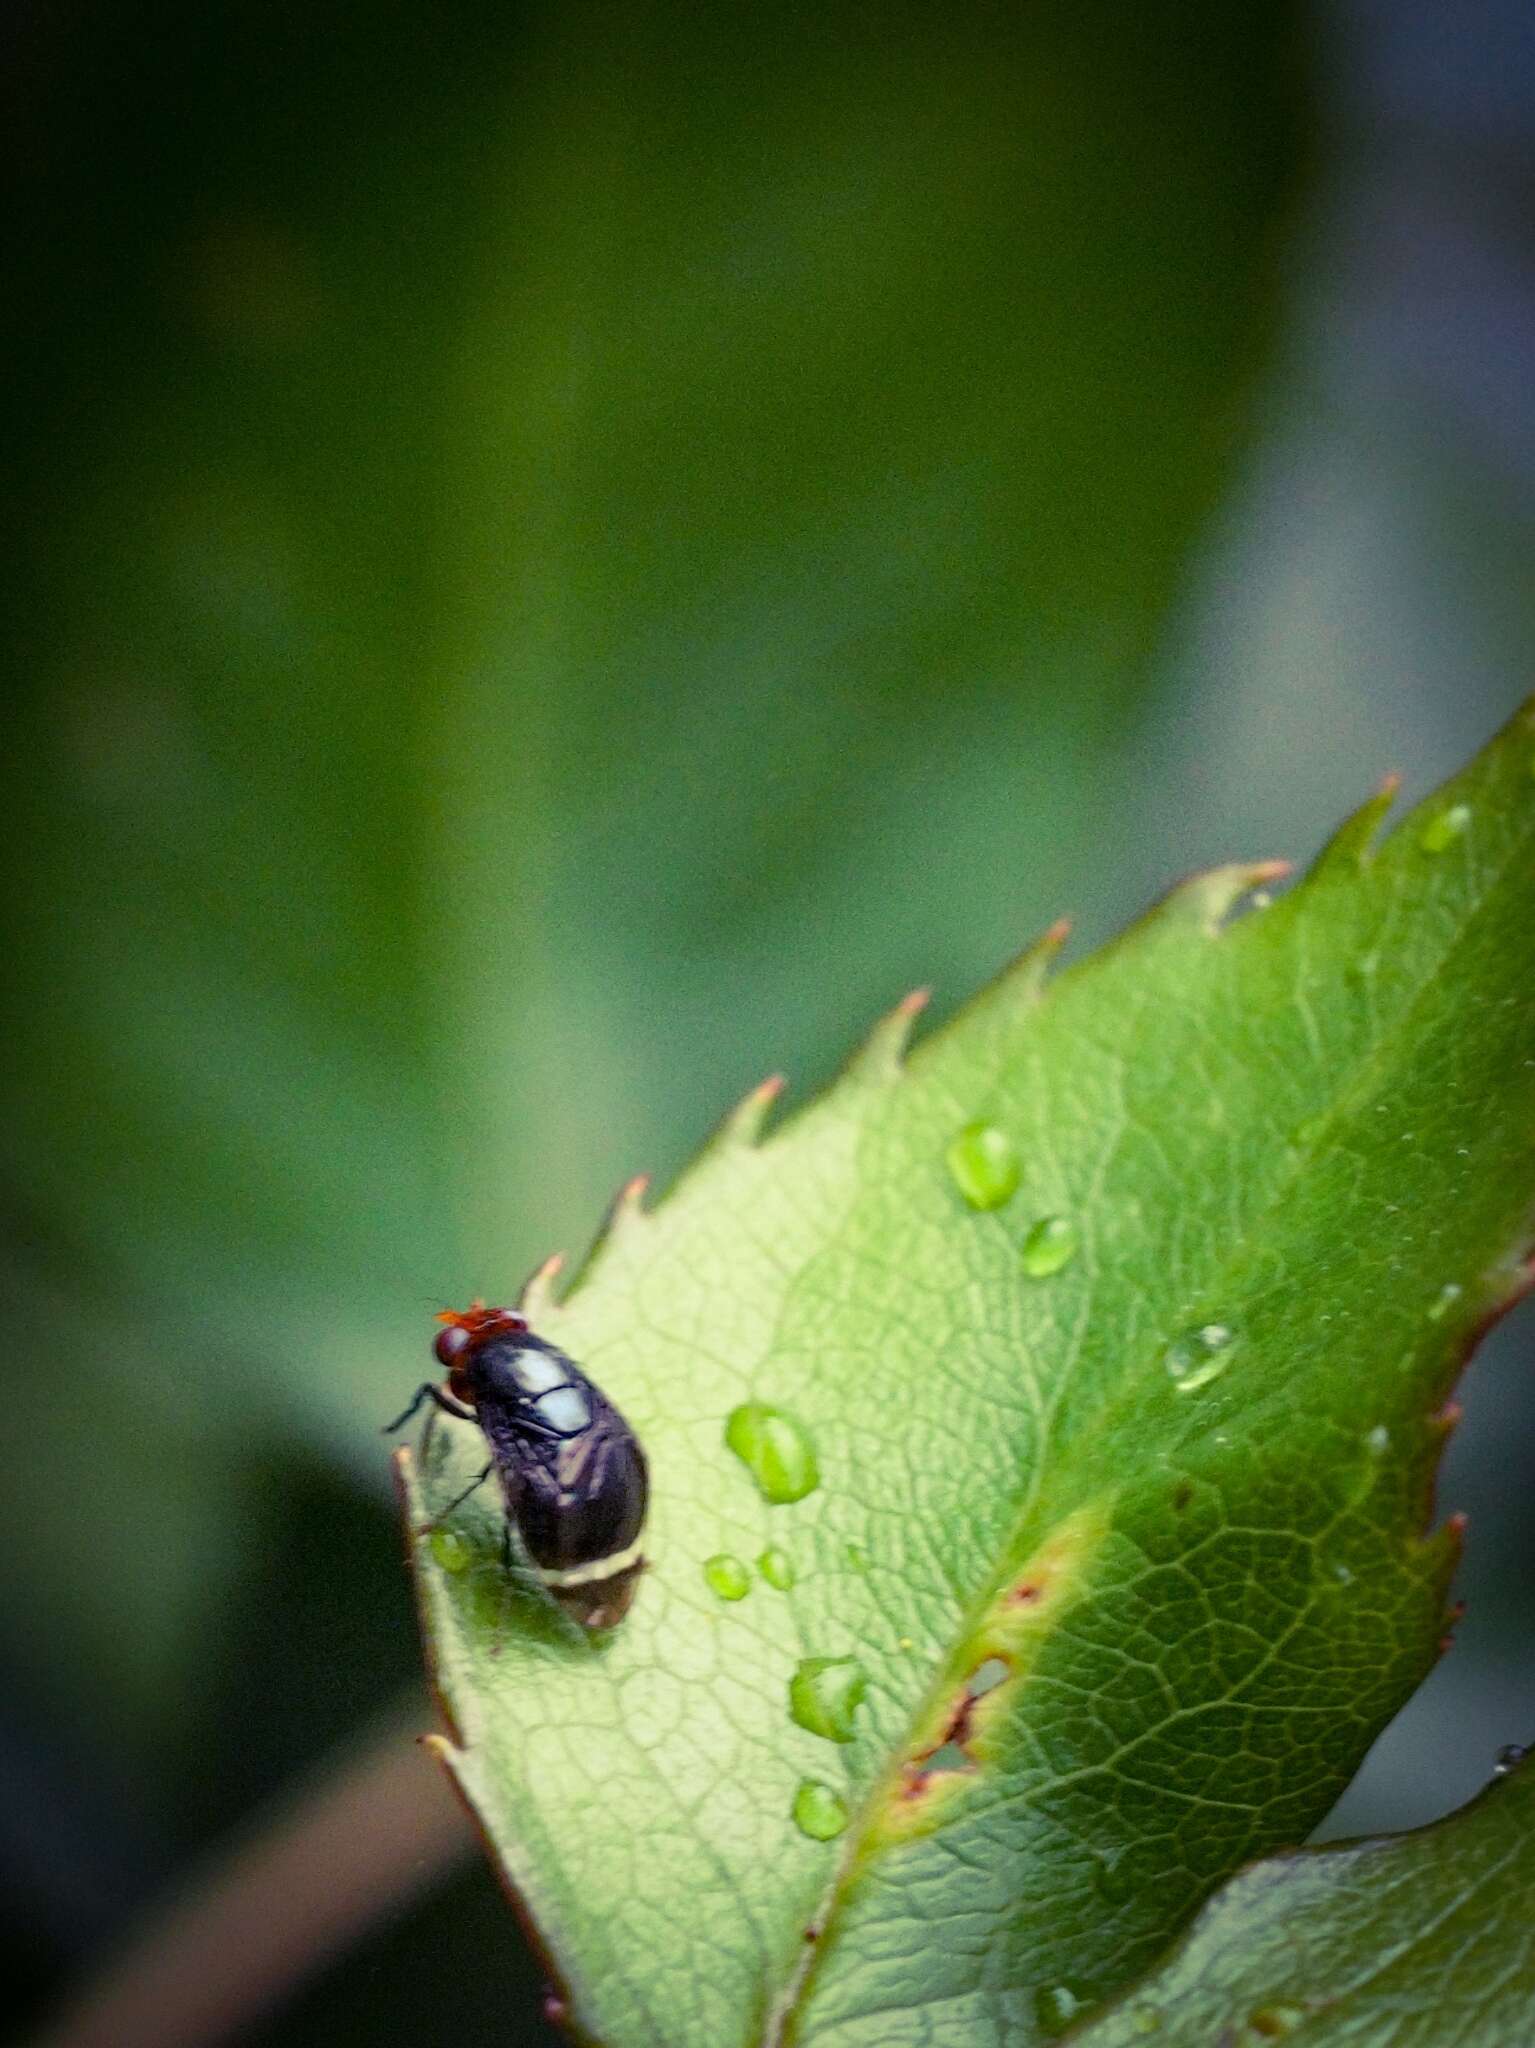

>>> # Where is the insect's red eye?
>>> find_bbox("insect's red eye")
[434,1324,471,1370]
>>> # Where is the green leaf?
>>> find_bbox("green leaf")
[1070,1752,1535,2045]
[402,699,1535,2047]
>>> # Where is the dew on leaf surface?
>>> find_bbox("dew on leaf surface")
[1419,802,1471,852]
[1033,1983,1089,2036]
[724,1402,819,1504]
[1427,1282,1463,1322]
[789,1655,868,1743]
[1494,1743,1529,1776]
[1021,1214,1079,1277]
[429,1528,472,1574]
[703,1554,751,1601]
[945,1121,1021,1209]
[1163,1322,1236,1392]
[757,1546,796,1591]
[791,1779,849,1841]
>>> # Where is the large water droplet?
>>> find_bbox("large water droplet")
[1163,1323,1236,1392]
[1419,802,1471,852]
[791,1779,848,1841]
[1494,1742,1528,1776]
[1021,1214,1079,1277]
[430,1529,472,1574]
[946,1122,1021,1210]
[1033,1983,1088,2037]
[758,1546,796,1591]
[703,1554,751,1601]
[789,1655,868,1743]
[724,1403,820,1504]
[1427,1282,1463,1322]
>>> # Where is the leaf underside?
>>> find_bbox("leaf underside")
[400,699,1535,2048]
[1070,1755,1535,2046]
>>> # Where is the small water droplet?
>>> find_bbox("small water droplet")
[946,1122,1021,1210]
[1250,889,1272,911]
[1130,2010,1164,2037]
[1033,1983,1088,2037]
[1419,802,1471,853]
[1365,1424,1390,1456]
[845,1542,871,1575]
[897,1635,915,1651]
[430,1529,472,1574]
[1330,1561,1354,1587]
[758,1546,796,1591]
[1164,1323,1236,1393]
[1427,1282,1463,1322]
[1021,1214,1080,1278]
[724,1403,820,1504]
[789,1656,868,1743]
[704,1553,751,1601]
[791,1779,849,1841]
[1246,2003,1306,2038]
[1494,1742,1528,1776]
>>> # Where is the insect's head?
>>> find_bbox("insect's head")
[433,1299,529,1402]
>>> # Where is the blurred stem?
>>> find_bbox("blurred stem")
[32,1700,472,2048]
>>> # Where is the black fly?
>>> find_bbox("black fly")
[388,1300,648,1629]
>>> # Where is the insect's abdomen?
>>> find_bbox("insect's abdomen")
[518,1412,648,1571]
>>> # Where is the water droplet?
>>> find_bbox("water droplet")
[897,1635,915,1651]
[946,1122,1021,1210]
[1033,1983,1089,2037]
[791,1779,849,1841]
[1130,2010,1164,2037]
[703,1553,751,1601]
[1419,802,1471,853]
[1163,1323,1236,1393]
[1365,1424,1390,1457]
[430,1529,472,1574]
[967,1657,1009,1698]
[1427,1282,1463,1322]
[1494,1742,1528,1776]
[1021,1214,1079,1277]
[1250,889,1272,911]
[1329,1561,1354,1587]
[758,1546,796,1591]
[789,1656,868,1743]
[1246,2003,1306,2038]
[724,1403,820,1504]
[845,1542,871,1575]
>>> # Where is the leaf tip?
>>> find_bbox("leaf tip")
[519,1251,566,1320]
[1312,774,1401,876]
[1156,860,1291,936]
[729,1070,788,1143]
[846,986,931,1083]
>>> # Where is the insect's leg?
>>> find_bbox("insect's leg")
[420,1462,494,1534]
[383,1383,475,1434]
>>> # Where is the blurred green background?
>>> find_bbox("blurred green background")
[4,3,1534,2042]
